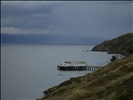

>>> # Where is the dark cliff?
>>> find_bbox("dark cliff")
[91,32,133,54]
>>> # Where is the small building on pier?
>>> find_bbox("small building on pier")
[57,61,87,70]
[57,61,101,71]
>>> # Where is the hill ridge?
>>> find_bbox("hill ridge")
[37,54,133,100]
[91,32,133,54]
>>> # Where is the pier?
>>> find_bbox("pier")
[57,65,101,71]
[86,66,101,71]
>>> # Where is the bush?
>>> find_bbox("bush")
[127,48,133,54]
[110,56,117,62]
[114,92,133,100]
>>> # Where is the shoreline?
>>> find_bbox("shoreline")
[36,54,133,100]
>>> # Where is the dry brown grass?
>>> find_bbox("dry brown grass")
[37,54,133,100]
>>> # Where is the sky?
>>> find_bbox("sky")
[1,1,133,39]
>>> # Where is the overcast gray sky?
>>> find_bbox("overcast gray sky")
[1,1,133,39]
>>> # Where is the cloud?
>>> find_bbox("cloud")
[51,1,132,37]
[1,1,133,39]
[108,1,132,5]
[1,1,58,17]
[1,1,60,29]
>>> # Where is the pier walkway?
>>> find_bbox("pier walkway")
[57,65,101,71]
[86,66,101,71]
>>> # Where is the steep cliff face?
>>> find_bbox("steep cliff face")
[37,54,133,100]
[91,33,133,54]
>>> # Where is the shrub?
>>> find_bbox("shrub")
[110,56,117,62]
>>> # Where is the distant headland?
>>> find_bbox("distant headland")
[91,32,133,55]
[1,33,104,45]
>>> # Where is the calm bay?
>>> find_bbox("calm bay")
[1,44,114,100]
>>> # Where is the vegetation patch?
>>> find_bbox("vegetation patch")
[91,32,133,55]
[37,54,133,100]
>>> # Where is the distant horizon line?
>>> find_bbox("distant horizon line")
[1,43,97,46]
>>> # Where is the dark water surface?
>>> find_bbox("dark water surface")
[1,44,115,100]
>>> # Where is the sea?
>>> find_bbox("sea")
[1,44,116,100]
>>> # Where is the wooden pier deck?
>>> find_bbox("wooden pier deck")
[57,65,101,71]
[86,66,101,71]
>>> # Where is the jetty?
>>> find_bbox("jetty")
[57,61,101,71]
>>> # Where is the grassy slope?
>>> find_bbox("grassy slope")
[37,54,133,100]
[91,32,133,54]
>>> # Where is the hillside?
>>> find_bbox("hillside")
[91,32,133,54]
[37,54,133,100]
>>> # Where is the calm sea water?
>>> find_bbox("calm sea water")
[1,44,115,100]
